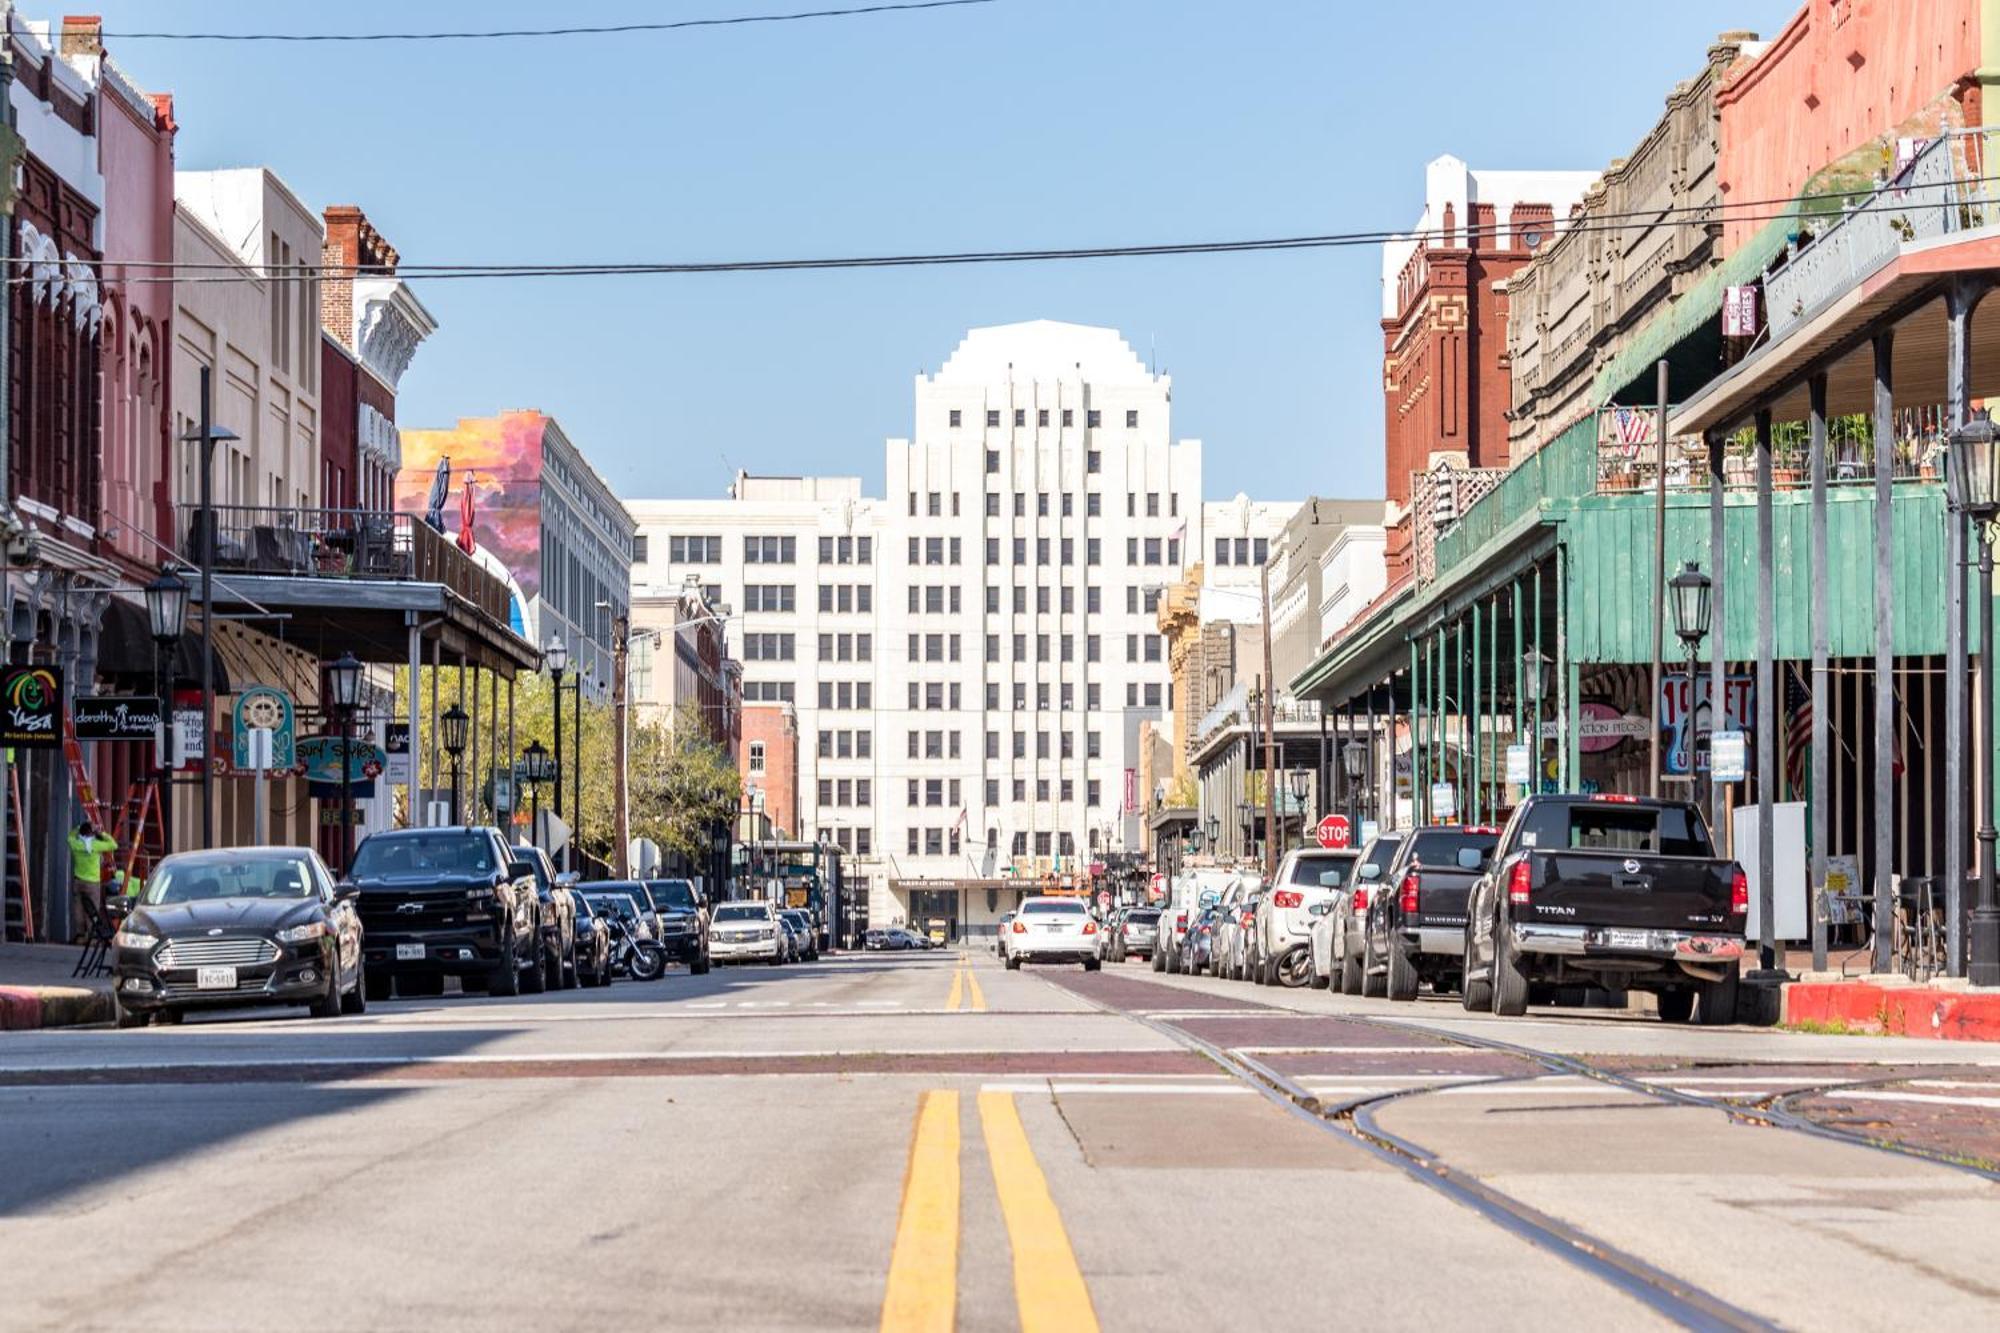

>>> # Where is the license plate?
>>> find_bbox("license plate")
[196,966,237,990]
[395,943,425,961]
[1603,930,1651,949]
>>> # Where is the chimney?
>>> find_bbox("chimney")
[59,15,102,58]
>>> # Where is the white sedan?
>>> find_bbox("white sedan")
[1002,897,1103,971]
[709,901,783,965]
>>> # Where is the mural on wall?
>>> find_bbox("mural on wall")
[398,411,544,638]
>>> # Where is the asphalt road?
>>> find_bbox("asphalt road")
[5,950,2000,1331]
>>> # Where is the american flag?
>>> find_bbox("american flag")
[1782,664,1812,799]
[1613,406,1655,448]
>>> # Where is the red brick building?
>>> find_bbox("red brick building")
[1380,156,1595,582]
[319,205,433,514]
[740,703,800,838]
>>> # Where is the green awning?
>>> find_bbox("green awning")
[1592,214,1800,407]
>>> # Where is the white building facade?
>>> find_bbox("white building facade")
[632,321,1278,937]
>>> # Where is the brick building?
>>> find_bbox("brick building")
[741,703,800,838]
[320,206,433,513]
[1379,156,1594,582]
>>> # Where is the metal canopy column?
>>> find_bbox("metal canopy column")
[1946,279,1986,975]
[1755,407,1778,973]
[1809,375,1831,974]
[1470,604,1482,824]
[1708,429,1729,843]
[1871,332,1895,975]
[1557,544,1573,792]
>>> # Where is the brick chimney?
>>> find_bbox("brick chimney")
[59,15,102,58]
[321,205,399,351]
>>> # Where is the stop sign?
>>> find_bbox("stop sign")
[1316,814,1351,849]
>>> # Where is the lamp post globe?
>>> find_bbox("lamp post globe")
[1206,815,1221,847]
[544,634,569,678]
[326,652,364,712]
[1669,562,1713,649]
[145,568,189,644]
[441,703,469,826]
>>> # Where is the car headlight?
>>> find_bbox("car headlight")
[113,929,158,950]
[276,921,327,944]
[758,927,775,940]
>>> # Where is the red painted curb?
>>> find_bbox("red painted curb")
[1783,982,2000,1041]
[0,986,46,1031]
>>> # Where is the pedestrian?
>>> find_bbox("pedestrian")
[67,819,117,941]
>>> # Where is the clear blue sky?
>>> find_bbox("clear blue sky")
[85,0,1799,503]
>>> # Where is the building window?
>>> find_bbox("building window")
[1086,450,1100,474]
[928,492,942,517]
[986,410,1000,427]
[1146,492,1159,517]
[1037,492,1049,517]
[1215,538,1231,566]
[668,535,722,563]
[1126,410,1139,428]
[1254,538,1269,564]
[949,409,962,427]
[1087,410,1101,428]
[1037,409,1049,427]
[1086,539,1100,565]
[985,492,1000,518]
[749,742,766,773]
[632,535,650,564]
[986,449,999,474]
[743,536,796,564]
[1013,409,1025,427]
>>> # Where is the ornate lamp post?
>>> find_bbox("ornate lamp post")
[1342,739,1368,829]
[1951,410,2000,985]
[1288,768,1310,847]
[325,652,363,872]
[144,569,189,859]
[521,739,554,848]
[1205,814,1221,853]
[1668,561,1712,786]
[440,702,469,826]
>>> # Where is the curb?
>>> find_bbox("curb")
[1782,980,2000,1041]
[0,984,114,1031]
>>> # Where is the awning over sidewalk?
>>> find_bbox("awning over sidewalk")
[93,596,232,692]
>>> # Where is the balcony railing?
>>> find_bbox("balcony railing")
[1764,132,1973,343]
[1593,405,1947,495]
[175,504,513,625]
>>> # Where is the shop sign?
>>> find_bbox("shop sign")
[1661,672,1754,775]
[73,695,161,742]
[232,686,296,771]
[0,665,62,748]
[1430,783,1457,820]
[297,733,385,799]
[384,722,411,786]
[1505,743,1532,785]
[1712,730,1748,783]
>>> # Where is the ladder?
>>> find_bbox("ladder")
[112,780,165,885]
[61,712,109,831]
[2,765,34,941]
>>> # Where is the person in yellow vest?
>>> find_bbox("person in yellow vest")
[67,820,117,940]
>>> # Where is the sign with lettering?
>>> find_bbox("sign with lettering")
[73,695,162,742]
[0,665,62,748]
[297,733,385,800]
[232,686,296,771]
[384,722,411,786]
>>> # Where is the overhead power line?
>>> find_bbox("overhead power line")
[100,0,998,42]
[14,180,1982,287]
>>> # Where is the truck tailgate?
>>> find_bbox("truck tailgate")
[1414,870,1480,929]
[1525,851,1738,932]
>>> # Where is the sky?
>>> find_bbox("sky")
[79,0,1801,504]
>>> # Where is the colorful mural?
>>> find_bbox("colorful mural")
[398,411,546,633]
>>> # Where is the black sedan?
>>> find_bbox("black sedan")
[112,847,365,1027]
[571,894,614,987]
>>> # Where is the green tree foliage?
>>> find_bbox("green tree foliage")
[629,702,742,861]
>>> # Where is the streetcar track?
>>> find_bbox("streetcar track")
[1039,971,1780,1332]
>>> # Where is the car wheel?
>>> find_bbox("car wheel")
[489,935,522,998]
[692,948,711,976]
[308,969,342,1019]
[1083,958,1101,972]
[1385,937,1420,1002]
[1340,947,1364,996]
[365,970,394,1003]
[154,1006,184,1026]
[114,998,148,1029]
[341,959,369,1015]
[1490,917,1530,1017]
[1697,964,1740,1026]
[1460,928,1493,1012]
[521,937,548,995]
[1657,988,1697,1024]
[1152,946,1165,973]
[1361,938,1387,998]
[1005,955,1021,970]
[561,937,579,990]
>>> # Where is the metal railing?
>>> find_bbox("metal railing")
[174,504,513,625]
[1593,404,1947,494]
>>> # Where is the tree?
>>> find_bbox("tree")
[628,703,741,863]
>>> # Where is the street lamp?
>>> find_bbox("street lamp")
[1668,562,1713,783]
[145,569,189,860]
[1950,409,2000,985]
[521,739,553,848]
[325,651,363,872]
[544,633,570,865]
[440,702,469,826]
[1288,768,1310,847]
[1206,814,1221,850]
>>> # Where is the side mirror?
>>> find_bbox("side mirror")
[334,880,359,902]
[1198,890,1219,908]
[104,896,132,920]
[555,872,580,888]
[1317,870,1346,887]
[1357,864,1382,882]
[1455,848,1486,871]
[507,860,536,881]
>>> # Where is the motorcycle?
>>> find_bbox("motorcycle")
[603,914,667,982]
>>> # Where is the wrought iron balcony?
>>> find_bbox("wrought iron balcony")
[173,503,513,626]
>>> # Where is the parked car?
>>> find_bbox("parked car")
[1179,902,1224,974]
[112,847,364,1027]
[643,878,711,973]
[1002,896,1102,970]
[780,909,820,961]
[512,845,578,990]
[865,927,923,951]
[710,900,785,965]
[1212,881,1264,981]
[994,912,1015,957]
[1363,824,1503,1001]
[1112,907,1161,961]
[1462,794,1746,1022]
[570,893,614,987]
[349,827,543,1001]
[1310,834,1403,992]
[1255,848,1361,985]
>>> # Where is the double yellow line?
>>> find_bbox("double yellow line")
[880,1090,1098,1332]
[945,955,986,1012]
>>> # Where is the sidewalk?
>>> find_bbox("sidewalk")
[0,942,114,1031]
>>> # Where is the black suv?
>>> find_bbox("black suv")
[350,826,544,1000]
[642,878,711,973]
[514,845,579,989]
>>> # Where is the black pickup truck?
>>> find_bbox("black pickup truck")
[349,826,544,1001]
[1364,824,1502,1001]
[1461,794,1746,1023]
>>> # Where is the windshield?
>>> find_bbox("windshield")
[144,854,317,905]
[714,904,770,922]
[1408,829,1500,870]
[1285,853,1357,886]
[582,894,640,920]
[352,833,494,878]
[648,880,699,911]
[1361,837,1403,873]
[1125,909,1161,924]
[1020,900,1086,915]
[1519,802,1715,858]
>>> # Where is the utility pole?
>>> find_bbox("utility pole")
[1260,558,1278,879]
[1649,359,1669,797]
[612,614,630,879]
